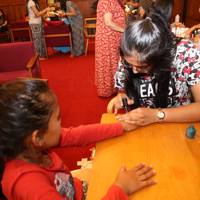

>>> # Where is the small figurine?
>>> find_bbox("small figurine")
[186,125,196,139]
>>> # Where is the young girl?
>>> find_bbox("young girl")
[0,79,156,200]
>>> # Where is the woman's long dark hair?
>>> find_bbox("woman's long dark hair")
[149,0,174,23]
[26,0,40,16]
[59,0,67,12]
[120,8,176,108]
[0,79,55,196]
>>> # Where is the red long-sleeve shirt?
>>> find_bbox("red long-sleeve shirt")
[2,123,128,200]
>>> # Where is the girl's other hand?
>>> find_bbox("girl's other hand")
[114,163,156,195]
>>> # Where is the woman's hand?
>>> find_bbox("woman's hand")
[107,93,134,114]
[116,107,158,126]
[114,163,156,195]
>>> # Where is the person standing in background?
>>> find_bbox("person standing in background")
[95,0,126,97]
[0,9,8,33]
[60,0,84,57]
[26,0,50,58]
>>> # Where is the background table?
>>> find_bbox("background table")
[86,113,200,200]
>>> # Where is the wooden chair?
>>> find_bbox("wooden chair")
[0,30,11,43]
[0,41,41,83]
[9,21,32,42]
[44,21,72,57]
[84,17,96,55]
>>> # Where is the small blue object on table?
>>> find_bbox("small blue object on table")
[186,125,196,139]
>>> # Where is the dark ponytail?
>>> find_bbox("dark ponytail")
[147,11,175,107]
[120,7,176,108]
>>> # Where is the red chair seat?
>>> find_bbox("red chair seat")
[45,20,64,26]
[0,70,29,83]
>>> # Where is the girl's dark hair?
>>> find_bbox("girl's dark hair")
[120,9,176,108]
[0,79,55,162]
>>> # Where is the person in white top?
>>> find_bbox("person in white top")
[26,0,51,58]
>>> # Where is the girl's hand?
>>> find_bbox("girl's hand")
[114,163,156,195]
[120,121,138,132]
[107,93,134,114]
[116,107,158,126]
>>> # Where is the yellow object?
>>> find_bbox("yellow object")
[87,113,200,200]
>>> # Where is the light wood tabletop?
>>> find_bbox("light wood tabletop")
[86,113,200,200]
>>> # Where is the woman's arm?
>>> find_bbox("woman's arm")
[116,102,200,126]
[116,84,200,126]
[160,83,200,123]
[31,5,50,17]
[104,12,124,32]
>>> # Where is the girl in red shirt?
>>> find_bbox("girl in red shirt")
[0,79,156,200]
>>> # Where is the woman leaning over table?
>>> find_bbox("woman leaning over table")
[95,0,126,97]
[26,0,50,58]
[111,2,200,128]
[59,0,84,56]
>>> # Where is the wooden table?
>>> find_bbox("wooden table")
[86,113,200,200]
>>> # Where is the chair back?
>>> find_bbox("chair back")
[0,41,35,72]
[84,17,96,38]
[44,22,72,47]
[84,17,96,55]
[9,21,32,42]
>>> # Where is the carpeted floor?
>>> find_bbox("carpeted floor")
[40,49,112,170]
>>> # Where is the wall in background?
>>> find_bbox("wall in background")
[171,0,185,22]
[0,0,46,22]
[0,0,95,23]
[184,0,200,26]
[0,0,199,26]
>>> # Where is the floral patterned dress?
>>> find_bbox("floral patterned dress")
[95,0,125,97]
